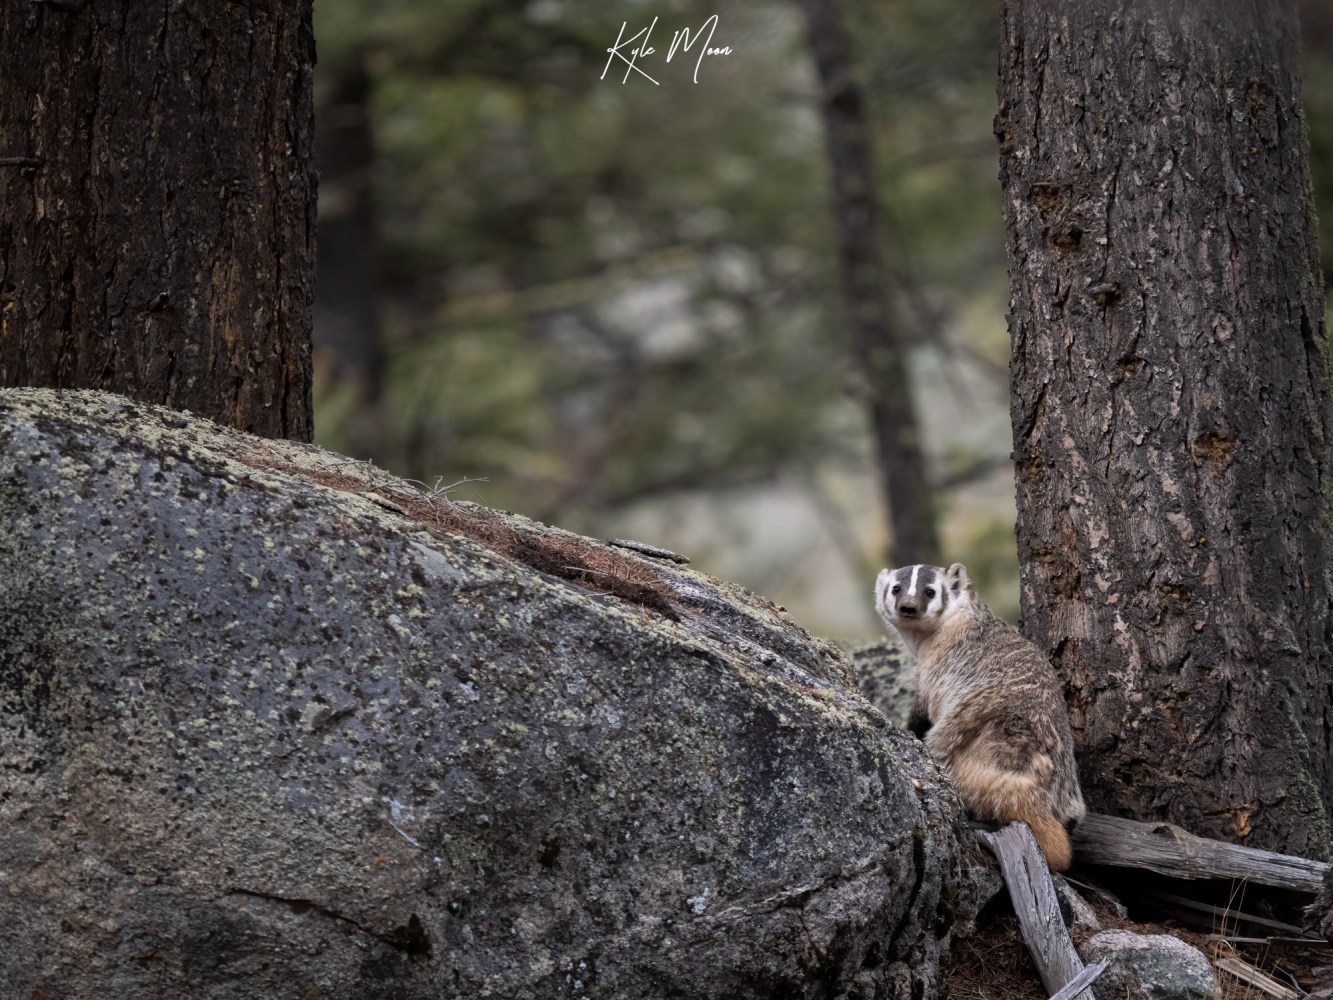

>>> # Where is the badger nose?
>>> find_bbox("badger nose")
[899,603,918,617]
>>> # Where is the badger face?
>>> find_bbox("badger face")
[875,562,972,639]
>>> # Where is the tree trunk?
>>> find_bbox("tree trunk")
[799,0,940,568]
[0,1,316,441]
[314,55,383,406]
[998,0,1333,857]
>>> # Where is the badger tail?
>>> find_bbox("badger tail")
[1024,812,1073,871]
[950,751,1074,871]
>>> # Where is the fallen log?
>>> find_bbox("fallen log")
[1071,813,1327,894]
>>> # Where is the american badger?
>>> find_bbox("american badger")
[875,562,1086,870]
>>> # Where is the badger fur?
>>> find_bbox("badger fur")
[875,562,1086,870]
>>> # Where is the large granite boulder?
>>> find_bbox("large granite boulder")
[0,389,980,998]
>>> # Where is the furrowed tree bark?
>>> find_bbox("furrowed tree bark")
[0,1,316,440]
[998,0,1333,856]
[799,0,940,567]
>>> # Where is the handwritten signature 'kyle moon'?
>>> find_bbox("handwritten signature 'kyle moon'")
[601,15,734,85]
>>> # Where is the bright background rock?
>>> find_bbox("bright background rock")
[0,389,981,999]
[851,638,916,726]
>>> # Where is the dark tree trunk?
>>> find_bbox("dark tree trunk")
[314,55,384,407]
[0,1,316,441]
[998,0,1333,856]
[799,0,940,568]
[1300,0,1333,289]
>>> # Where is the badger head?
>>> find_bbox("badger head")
[874,562,973,645]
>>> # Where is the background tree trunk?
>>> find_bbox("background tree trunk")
[799,0,941,568]
[0,1,315,441]
[998,0,1333,856]
[314,54,383,406]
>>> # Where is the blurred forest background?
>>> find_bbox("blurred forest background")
[311,0,1333,642]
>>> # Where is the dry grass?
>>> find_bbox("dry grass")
[945,913,1046,1000]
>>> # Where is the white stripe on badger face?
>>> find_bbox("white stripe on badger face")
[907,565,920,598]
[913,565,943,617]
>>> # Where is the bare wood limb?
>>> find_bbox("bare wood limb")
[934,453,1013,492]
[1207,934,1333,950]
[1138,885,1320,937]
[979,823,1095,1000]
[1213,955,1302,1000]
[1048,959,1108,1000]
[1072,812,1328,894]
[606,539,690,564]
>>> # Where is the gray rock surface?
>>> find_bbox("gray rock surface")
[1081,929,1217,1000]
[0,389,982,999]
[1051,874,1101,939]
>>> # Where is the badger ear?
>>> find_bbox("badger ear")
[874,569,897,625]
[874,568,893,608]
[946,562,970,593]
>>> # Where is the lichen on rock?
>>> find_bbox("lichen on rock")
[0,389,982,998]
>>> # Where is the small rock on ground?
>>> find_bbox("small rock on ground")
[1080,929,1217,1000]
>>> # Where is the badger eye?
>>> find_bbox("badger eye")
[890,585,900,595]
[924,588,936,599]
